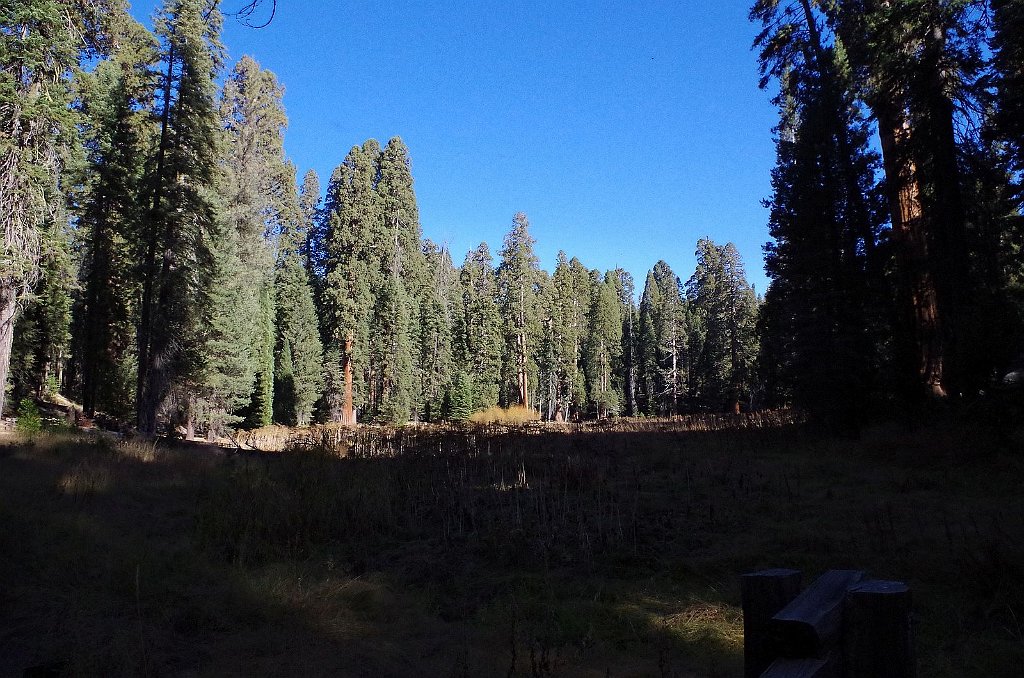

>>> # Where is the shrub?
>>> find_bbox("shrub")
[15,398,42,434]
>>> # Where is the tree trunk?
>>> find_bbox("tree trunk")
[342,335,355,424]
[137,43,176,434]
[877,109,947,398]
[0,289,17,418]
[517,330,528,408]
[918,22,969,393]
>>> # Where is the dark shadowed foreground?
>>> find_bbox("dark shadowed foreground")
[0,422,1021,677]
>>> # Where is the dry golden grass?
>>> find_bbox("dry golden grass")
[469,405,542,425]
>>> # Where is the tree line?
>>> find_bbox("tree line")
[3,1,1021,434]
[2,0,760,433]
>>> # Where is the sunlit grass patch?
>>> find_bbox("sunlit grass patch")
[57,459,115,496]
[469,405,541,425]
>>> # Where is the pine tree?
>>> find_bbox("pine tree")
[274,246,324,426]
[200,54,291,432]
[687,240,759,412]
[610,269,639,416]
[546,252,592,419]
[445,370,474,421]
[74,16,157,417]
[637,269,661,415]
[992,0,1024,193]
[136,0,224,433]
[458,242,503,410]
[637,262,689,415]
[752,0,886,426]
[373,137,425,421]
[823,0,991,398]
[0,0,118,416]
[987,0,1024,344]
[322,142,380,421]
[496,213,543,410]
[10,221,75,401]
[371,273,414,423]
[418,241,457,421]
[584,272,623,417]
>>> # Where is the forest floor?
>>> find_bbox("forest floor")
[0,418,1021,677]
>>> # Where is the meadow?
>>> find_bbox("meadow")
[0,416,1021,677]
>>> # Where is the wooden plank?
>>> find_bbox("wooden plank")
[843,579,915,678]
[771,569,865,657]
[760,657,832,678]
[742,569,803,677]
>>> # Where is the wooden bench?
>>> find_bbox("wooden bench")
[742,569,914,678]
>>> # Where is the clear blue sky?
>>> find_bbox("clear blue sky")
[130,0,779,293]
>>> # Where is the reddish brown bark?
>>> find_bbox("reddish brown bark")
[877,110,947,398]
[341,335,355,425]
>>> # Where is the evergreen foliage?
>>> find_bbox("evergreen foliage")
[9,1,1022,435]
[73,17,156,417]
[274,251,324,426]
[136,0,224,433]
[0,0,121,416]
[496,213,543,410]
[322,143,380,420]
[584,273,623,417]
[544,252,591,420]
[418,241,457,421]
[445,371,474,421]
[687,240,759,412]
[638,261,689,415]
[458,243,503,410]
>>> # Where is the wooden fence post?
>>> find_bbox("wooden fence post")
[742,568,803,677]
[843,580,915,678]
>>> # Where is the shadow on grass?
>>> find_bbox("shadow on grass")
[1,421,1022,676]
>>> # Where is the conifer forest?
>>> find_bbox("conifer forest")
[2,0,1022,433]
[2,1,1024,676]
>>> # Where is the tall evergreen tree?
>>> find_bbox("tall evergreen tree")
[0,0,119,416]
[545,252,591,419]
[195,54,290,432]
[457,242,503,410]
[418,240,457,420]
[496,212,543,410]
[74,15,157,417]
[987,0,1024,340]
[372,137,424,421]
[322,141,380,421]
[584,272,623,417]
[136,0,224,433]
[752,0,887,426]
[824,0,988,398]
[687,239,759,412]
[991,0,1024,193]
[10,221,75,401]
[610,268,639,416]
[638,261,689,415]
[274,243,324,426]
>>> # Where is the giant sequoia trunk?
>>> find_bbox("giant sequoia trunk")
[341,336,355,424]
[831,0,963,400]
[916,22,971,394]
[876,108,947,398]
